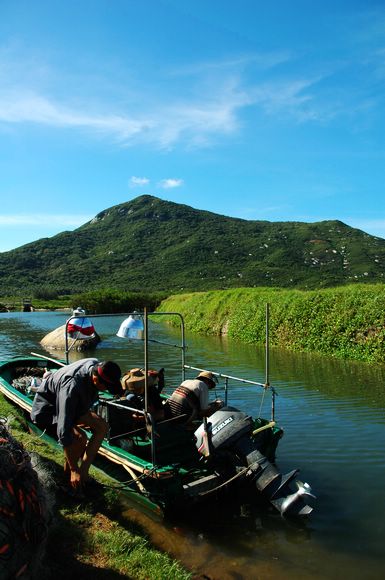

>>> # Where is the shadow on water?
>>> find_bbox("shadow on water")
[118,486,333,580]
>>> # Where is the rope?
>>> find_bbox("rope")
[101,466,159,489]
[252,420,276,436]
[258,385,267,418]
[197,467,249,497]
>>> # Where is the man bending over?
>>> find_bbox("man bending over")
[31,358,122,494]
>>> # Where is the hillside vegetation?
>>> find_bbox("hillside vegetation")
[1,195,385,295]
[158,284,385,363]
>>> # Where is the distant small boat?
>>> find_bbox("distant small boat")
[0,310,316,517]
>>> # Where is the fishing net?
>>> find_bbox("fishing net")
[10,366,47,395]
[0,417,49,579]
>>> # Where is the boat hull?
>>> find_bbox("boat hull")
[0,355,312,516]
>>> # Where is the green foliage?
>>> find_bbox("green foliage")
[70,289,166,314]
[31,297,71,310]
[0,294,73,311]
[159,284,385,363]
[0,195,385,294]
[33,286,61,300]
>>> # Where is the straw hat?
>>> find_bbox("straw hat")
[121,368,160,392]
[196,371,218,386]
[121,368,145,393]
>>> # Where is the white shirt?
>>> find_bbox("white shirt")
[180,379,209,410]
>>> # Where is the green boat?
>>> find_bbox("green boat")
[0,310,316,517]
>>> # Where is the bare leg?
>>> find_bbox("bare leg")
[63,427,88,489]
[76,411,108,482]
[63,427,88,481]
[64,458,70,480]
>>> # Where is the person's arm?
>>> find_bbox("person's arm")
[200,400,223,417]
[198,383,223,417]
[198,383,213,417]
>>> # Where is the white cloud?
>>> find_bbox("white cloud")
[248,78,325,122]
[159,178,184,189]
[130,176,150,187]
[0,42,374,148]
[0,47,318,148]
[0,91,150,140]
[168,51,291,76]
[0,214,91,227]
[0,83,247,147]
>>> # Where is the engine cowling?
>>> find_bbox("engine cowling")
[195,407,253,453]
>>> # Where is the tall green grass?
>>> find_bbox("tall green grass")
[158,284,385,363]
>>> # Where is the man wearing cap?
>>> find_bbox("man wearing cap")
[31,357,122,494]
[165,370,223,425]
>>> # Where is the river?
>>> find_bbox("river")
[0,311,384,580]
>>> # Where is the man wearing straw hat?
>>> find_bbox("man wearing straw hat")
[165,370,223,425]
[121,367,165,421]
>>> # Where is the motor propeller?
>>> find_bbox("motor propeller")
[271,480,316,516]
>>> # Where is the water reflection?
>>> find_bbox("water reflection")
[1,311,385,579]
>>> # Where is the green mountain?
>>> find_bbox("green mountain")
[0,195,384,294]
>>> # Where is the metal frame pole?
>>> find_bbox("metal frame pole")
[144,307,148,414]
[265,303,270,388]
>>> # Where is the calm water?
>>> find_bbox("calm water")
[1,311,385,580]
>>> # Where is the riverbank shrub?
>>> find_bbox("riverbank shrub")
[0,290,166,313]
[158,284,385,363]
[70,289,167,314]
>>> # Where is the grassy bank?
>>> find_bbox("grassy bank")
[0,395,190,580]
[158,284,385,363]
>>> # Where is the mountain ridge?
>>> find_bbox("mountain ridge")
[0,195,384,294]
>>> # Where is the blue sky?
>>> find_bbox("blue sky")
[1,0,385,252]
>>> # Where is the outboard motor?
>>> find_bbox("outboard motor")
[194,407,316,516]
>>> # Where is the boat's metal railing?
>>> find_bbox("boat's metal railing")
[62,305,274,465]
[97,398,156,464]
[64,310,186,366]
[183,304,275,421]
[184,364,276,422]
[64,309,187,467]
